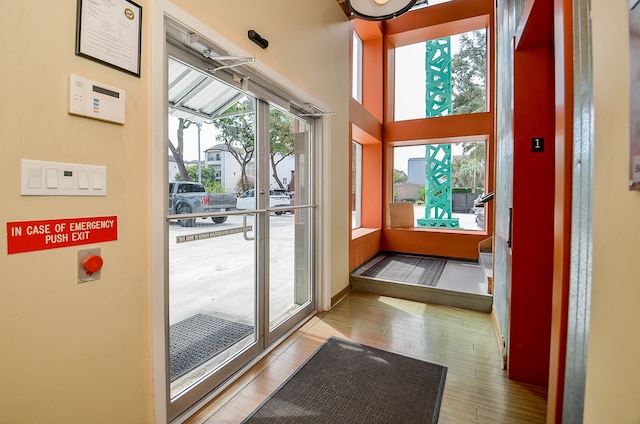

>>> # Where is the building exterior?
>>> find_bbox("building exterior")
[407,156,425,184]
[203,143,247,192]
[168,156,203,182]
[204,143,295,193]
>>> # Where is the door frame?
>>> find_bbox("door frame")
[150,2,331,422]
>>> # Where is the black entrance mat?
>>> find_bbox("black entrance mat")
[361,254,447,287]
[169,313,253,382]
[242,337,447,424]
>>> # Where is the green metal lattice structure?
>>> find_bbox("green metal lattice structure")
[417,37,460,228]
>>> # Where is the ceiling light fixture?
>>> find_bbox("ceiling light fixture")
[345,0,417,21]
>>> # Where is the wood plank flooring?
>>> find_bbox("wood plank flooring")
[185,291,547,423]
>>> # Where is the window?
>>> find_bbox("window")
[393,140,486,230]
[206,151,222,162]
[394,29,487,121]
[352,32,363,104]
[352,141,363,229]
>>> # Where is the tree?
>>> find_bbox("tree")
[269,109,296,190]
[212,98,255,193]
[175,165,224,193]
[417,186,426,203]
[394,169,408,184]
[168,117,191,182]
[451,30,487,115]
[452,142,485,192]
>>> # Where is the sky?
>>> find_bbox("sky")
[173,28,465,170]
[394,144,466,174]
[393,35,465,173]
[169,116,220,162]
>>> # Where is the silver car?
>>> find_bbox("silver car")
[236,189,292,215]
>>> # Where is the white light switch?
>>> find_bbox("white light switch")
[46,168,58,189]
[21,159,106,196]
[28,167,42,189]
[91,171,103,190]
[78,170,89,189]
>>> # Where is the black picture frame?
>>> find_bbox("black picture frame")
[75,0,142,77]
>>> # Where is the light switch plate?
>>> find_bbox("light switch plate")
[21,159,106,196]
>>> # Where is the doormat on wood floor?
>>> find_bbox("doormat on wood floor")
[242,336,447,424]
[170,313,253,382]
[360,254,446,287]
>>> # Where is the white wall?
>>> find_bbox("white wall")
[222,154,244,192]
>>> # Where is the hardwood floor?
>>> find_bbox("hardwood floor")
[185,291,547,423]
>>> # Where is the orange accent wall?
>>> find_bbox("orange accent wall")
[385,0,493,45]
[350,0,496,268]
[350,21,385,271]
[350,229,381,271]
[385,113,493,142]
[352,122,384,228]
[362,38,383,121]
[350,122,383,269]
[350,99,382,140]
[382,229,487,260]
[547,0,574,420]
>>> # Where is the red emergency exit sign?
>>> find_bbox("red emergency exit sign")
[6,216,118,254]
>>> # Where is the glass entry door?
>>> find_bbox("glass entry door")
[165,55,315,420]
[264,106,314,345]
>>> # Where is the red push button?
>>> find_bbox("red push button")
[83,255,103,275]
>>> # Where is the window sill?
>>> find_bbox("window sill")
[385,226,488,236]
[351,227,380,240]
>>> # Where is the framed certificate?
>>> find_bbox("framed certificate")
[75,0,142,77]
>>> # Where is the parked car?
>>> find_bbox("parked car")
[237,189,292,215]
[473,200,485,228]
[169,182,237,227]
[473,192,494,229]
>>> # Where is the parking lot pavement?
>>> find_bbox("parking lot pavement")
[168,213,297,326]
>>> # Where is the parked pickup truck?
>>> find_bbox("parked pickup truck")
[169,182,237,227]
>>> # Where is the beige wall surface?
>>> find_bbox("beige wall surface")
[0,1,349,423]
[0,1,153,423]
[587,0,640,422]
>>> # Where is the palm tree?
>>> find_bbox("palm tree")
[456,141,485,192]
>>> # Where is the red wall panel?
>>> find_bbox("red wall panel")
[509,44,555,386]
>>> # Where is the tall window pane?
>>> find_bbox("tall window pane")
[394,29,487,121]
[352,142,363,229]
[393,141,486,230]
[352,32,363,103]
